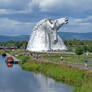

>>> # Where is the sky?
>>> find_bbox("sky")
[0,0,92,36]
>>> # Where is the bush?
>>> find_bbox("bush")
[75,46,84,56]
[87,45,92,52]
[83,46,88,52]
[18,55,30,64]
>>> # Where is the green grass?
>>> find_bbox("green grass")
[21,59,84,86]
[42,53,92,65]
[0,50,3,55]
[7,49,92,65]
[16,55,92,92]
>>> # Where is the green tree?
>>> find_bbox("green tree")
[87,45,92,52]
[83,45,88,52]
[75,46,84,63]
[64,40,68,46]
[79,41,84,45]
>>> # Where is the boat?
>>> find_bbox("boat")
[2,52,7,57]
[5,57,14,64]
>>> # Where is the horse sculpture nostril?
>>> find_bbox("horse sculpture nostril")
[65,19,68,24]
[66,19,68,21]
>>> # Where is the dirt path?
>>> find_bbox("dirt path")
[88,58,92,64]
[30,56,92,71]
[67,63,92,71]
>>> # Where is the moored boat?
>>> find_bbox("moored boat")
[5,56,14,64]
[2,52,6,57]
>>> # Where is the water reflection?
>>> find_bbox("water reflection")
[34,73,74,92]
[0,56,74,92]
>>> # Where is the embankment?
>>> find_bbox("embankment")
[16,55,92,92]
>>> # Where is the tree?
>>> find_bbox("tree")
[64,40,68,46]
[75,46,84,55]
[69,42,72,46]
[87,45,92,52]
[79,41,84,45]
[83,46,88,52]
[75,46,84,63]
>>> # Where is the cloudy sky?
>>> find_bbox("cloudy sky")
[0,0,92,35]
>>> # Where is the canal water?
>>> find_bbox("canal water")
[0,56,74,92]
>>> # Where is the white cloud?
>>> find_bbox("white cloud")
[0,0,92,14]
[0,0,29,9]
[0,18,35,35]
[0,9,32,14]
[28,0,92,12]
[0,0,92,35]
[0,16,92,36]
[0,0,31,14]
[69,16,92,25]
[60,16,92,33]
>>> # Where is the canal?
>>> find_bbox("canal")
[0,56,74,92]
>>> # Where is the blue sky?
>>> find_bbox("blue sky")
[0,0,92,36]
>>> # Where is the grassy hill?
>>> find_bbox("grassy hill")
[0,35,29,42]
[0,32,92,42]
[58,32,92,40]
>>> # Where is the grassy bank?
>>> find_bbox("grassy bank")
[41,53,92,65]
[8,49,92,65]
[0,50,3,55]
[17,55,92,92]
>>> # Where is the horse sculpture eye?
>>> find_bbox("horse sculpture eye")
[48,19,53,24]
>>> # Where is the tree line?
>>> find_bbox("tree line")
[0,40,92,52]
[0,41,28,49]
[64,39,92,52]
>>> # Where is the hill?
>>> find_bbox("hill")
[0,35,29,42]
[0,32,92,42]
[58,32,92,40]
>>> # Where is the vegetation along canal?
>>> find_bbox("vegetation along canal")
[0,56,74,92]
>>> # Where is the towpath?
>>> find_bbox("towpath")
[29,55,92,71]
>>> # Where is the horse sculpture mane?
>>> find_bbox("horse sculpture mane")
[32,18,52,31]
[27,18,68,52]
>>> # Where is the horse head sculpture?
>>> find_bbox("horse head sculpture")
[27,18,68,52]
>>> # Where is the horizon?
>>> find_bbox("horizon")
[0,31,92,36]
